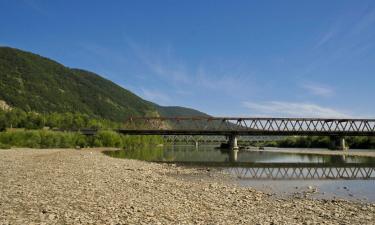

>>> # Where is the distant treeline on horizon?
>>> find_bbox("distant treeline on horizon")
[0,108,121,131]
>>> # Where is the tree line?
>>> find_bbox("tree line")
[260,136,375,149]
[0,130,162,149]
[0,108,122,130]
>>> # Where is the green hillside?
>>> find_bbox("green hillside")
[0,47,208,123]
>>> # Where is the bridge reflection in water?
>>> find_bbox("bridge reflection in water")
[158,149,375,180]
[104,145,375,180]
[166,161,375,180]
[226,163,375,180]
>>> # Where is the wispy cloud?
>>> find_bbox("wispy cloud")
[301,83,334,97]
[315,5,375,49]
[350,6,375,36]
[139,88,171,105]
[22,0,49,16]
[126,38,256,97]
[242,101,350,118]
[314,29,337,49]
[195,65,255,94]
[78,43,128,65]
[306,5,375,75]
[126,39,190,84]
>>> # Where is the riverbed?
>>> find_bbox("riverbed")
[1,148,374,224]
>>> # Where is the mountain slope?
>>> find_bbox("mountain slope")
[154,105,209,118]
[0,47,208,121]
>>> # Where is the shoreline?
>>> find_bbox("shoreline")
[0,148,374,224]
[6,146,375,158]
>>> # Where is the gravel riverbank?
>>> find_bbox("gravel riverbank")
[0,149,374,224]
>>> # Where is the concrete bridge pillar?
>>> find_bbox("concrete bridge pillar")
[229,149,238,162]
[339,137,347,151]
[228,135,238,150]
[329,136,348,151]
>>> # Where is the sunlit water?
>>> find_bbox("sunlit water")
[104,145,375,202]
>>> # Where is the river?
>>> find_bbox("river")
[104,145,375,202]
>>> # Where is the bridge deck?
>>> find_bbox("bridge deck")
[117,129,375,136]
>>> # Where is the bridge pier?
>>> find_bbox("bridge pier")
[227,135,239,162]
[229,148,238,162]
[228,135,239,150]
[339,137,347,151]
[330,136,348,151]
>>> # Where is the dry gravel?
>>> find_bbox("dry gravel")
[0,149,374,225]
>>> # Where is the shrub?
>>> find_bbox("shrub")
[0,130,163,149]
[91,130,122,147]
[0,142,11,149]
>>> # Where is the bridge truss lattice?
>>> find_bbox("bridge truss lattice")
[124,117,375,136]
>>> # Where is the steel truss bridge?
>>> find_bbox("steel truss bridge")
[121,117,375,136]
[119,117,375,149]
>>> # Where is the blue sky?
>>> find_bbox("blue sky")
[1,0,375,117]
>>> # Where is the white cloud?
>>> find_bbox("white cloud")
[140,88,171,105]
[242,101,350,118]
[196,66,248,92]
[315,29,337,49]
[302,83,334,97]
[126,39,190,84]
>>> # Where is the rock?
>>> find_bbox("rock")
[0,149,374,225]
[48,214,55,220]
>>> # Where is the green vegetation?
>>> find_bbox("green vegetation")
[276,136,331,148]
[259,136,375,149]
[0,108,122,130]
[0,142,11,149]
[0,130,163,149]
[345,136,375,149]
[90,131,163,148]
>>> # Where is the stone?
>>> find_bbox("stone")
[0,149,373,225]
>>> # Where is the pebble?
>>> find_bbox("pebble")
[0,149,374,224]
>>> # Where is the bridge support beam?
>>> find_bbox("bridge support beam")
[330,136,348,151]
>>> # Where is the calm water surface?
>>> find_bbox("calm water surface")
[104,145,375,202]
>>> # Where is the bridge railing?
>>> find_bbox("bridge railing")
[124,117,375,135]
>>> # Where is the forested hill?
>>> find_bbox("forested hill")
[0,47,207,122]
